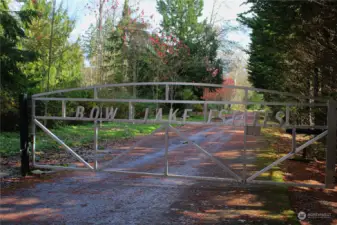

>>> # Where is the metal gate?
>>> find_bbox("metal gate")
[30,82,336,188]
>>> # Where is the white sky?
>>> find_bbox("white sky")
[60,0,251,47]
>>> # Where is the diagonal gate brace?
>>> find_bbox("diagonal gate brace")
[34,119,94,170]
[247,130,328,182]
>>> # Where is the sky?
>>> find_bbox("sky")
[58,0,251,47]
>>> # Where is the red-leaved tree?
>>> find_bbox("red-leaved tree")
[202,77,236,101]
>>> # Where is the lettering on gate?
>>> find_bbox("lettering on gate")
[74,106,285,127]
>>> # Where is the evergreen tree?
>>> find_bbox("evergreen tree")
[21,0,84,92]
[239,0,337,126]
[156,0,223,99]
[157,0,204,41]
[0,0,38,131]
[239,0,337,100]
[0,0,37,93]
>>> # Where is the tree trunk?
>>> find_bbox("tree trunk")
[97,0,104,84]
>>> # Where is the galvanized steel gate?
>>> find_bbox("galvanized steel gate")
[30,82,336,188]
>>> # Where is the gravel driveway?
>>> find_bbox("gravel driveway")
[1,122,296,225]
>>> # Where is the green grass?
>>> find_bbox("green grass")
[255,127,289,184]
[188,114,205,121]
[0,123,160,157]
[0,132,21,157]
[253,127,299,224]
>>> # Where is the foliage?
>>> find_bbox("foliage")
[240,0,337,125]
[239,0,337,124]
[157,0,204,41]
[0,131,20,156]
[21,0,84,92]
[82,0,228,105]
[0,0,84,131]
[0,0,38,131]
[247,92,264,110]
[202,77,235,101]
[0,0,237,131]
[156,0,223,102]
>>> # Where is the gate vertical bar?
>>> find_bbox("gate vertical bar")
[62,100,66,117]
[94,84,99,167]
[232,111,237,127]
[20,94,30,176]
[94,87,98,99]
[325,100,337,188]
[99,106,103,128]
[31,99,36,166]
[94,88,103,127]
[94,120,98,170]
[129,102,134,120]
[243,89,248,182]
[165,84,169,101]
[164,124,169,176]
[204,103,208,122]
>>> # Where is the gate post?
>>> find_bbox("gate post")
[325,100,337,189]
[20,94,30,176]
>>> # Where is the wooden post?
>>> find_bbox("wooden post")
[325,100,337,189]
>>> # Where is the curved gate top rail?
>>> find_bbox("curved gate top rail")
[32,82,328,102]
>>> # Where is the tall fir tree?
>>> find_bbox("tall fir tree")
[157,0,204,41]
[0,0,38,130]
[21,0,84,92]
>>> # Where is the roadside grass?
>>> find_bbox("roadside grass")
[253,127,299,224]
[0,123,160,157]
[0,132,20,157]
[256,128,286,182]
[188,114,205,121]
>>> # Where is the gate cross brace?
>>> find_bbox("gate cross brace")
[34,119,94,170]
[246,130,328,182]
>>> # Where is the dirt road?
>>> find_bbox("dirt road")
[1,124,296,225]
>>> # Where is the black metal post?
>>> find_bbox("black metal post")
[20,93,30,176]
